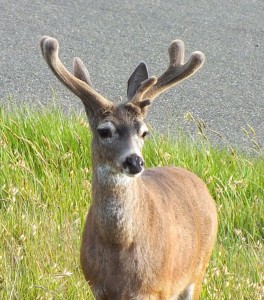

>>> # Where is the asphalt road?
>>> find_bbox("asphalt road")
[0,0,263,151]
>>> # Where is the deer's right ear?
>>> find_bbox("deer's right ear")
[73,57,93,87]
[127,62,149,100]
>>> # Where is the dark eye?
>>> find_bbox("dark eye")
[98,128,113,139]
[141,131,149,138]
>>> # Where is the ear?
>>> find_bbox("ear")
[127,62,149,100]
[73,57,93,87]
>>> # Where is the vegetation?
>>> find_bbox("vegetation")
[0,104,263,299]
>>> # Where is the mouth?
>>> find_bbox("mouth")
[122,166,144,177]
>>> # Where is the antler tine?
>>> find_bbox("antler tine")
[40,36,112,110]
[169,39,185,66]
[143,39,205,101]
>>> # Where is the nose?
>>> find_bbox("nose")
[123,154,144,175]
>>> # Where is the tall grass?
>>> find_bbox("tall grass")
[0,105,263,299]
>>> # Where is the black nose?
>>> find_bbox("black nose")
[123,154,144,175]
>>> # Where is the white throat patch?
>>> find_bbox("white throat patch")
[96,165,133,186]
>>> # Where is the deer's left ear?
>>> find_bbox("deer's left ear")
[127,62,149,100]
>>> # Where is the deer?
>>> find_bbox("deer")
[40,36,218,300]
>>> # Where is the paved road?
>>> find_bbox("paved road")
[0,0,263,151]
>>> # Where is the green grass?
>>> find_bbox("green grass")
[0,105,263,299]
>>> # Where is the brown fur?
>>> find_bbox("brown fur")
[41,36,218,300]
[81,166,217,299]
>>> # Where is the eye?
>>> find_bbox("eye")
[97,128,113,139]
[141,131,149,138]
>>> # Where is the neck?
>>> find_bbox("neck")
[92,164,141,246]
[94,165,134,187]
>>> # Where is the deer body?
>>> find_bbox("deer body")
[41,36,218,299]
[82,166,217,299]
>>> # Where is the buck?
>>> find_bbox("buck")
[40,36,218,300]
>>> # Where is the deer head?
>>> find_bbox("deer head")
[40,36,205,177]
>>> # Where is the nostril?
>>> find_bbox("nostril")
[126,157,134,167]
[138,157,144,167]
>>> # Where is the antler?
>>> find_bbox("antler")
[40,36,113,112]
[131,39,205,106]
